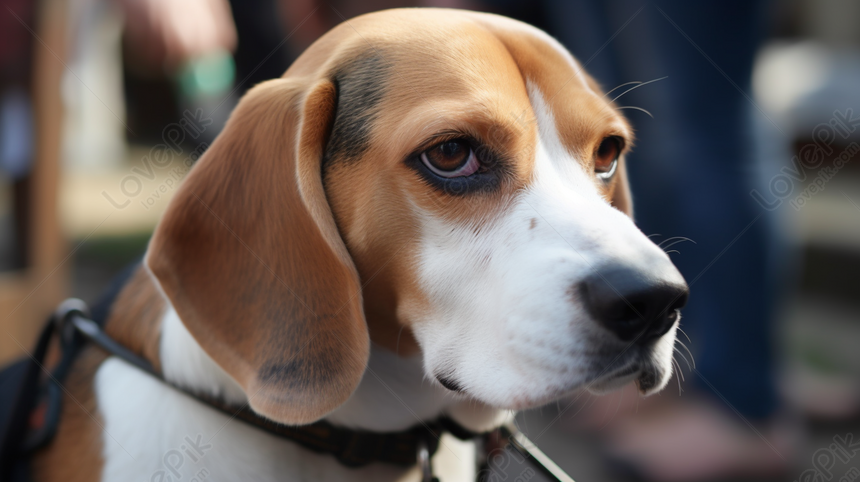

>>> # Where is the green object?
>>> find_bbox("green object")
[178,50,235,98]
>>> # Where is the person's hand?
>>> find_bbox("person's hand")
[120,0,237,71]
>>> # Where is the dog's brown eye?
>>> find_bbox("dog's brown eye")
[421,140,479,178]
[595,136,621,179]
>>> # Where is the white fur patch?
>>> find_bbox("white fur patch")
[159,307,247,405]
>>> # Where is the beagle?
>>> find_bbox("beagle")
[33,8,687,482]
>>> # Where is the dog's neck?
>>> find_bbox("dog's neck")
[159,302,509,432]
[93,269,510,481]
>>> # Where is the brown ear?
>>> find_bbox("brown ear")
[612,159,633,217]
[146,78,369,424]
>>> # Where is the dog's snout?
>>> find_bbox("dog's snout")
[582,264,689,343]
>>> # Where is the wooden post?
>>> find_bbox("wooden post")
[0,0,68,366]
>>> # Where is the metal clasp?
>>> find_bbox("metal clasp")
[52,298,90,347]
[417,434,439,482]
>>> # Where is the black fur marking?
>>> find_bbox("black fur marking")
[436,374,464,392]
[636,368,658,393]
[252,286,347,392]
[256,325,344,392]
[323,53,389,166]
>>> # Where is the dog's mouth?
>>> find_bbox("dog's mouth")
[431,337,673,409]
[585,355,665,396]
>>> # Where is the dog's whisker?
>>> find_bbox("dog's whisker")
[603,80,642,98]
[672,358,684,395]
[671,355,686,383]
[610,76,668,103]
[616,105,654,118]
[658,240,695,255]
[672,357,686,386]
[676,339,697,369]
[395,325,405,355]
[657,236,696,248]
[677,326,693,345]
[673,346,692,372]
[673,345,691,367]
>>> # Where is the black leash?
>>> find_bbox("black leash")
[9,298,578,482]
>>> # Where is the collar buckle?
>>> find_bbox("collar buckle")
[417,433,439,482]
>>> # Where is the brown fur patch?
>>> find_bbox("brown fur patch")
[103,266,165,370]
[146,78,369,425]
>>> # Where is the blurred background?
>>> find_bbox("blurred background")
[1,0,859,480]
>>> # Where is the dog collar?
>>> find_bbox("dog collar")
[52,299,481,468]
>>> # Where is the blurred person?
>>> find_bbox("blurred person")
[542,1,792,480]
[119,0,237,72]
[116,0,423,144]
[209,0,427,100]
[119,0,239,145]
[240,0,425,95]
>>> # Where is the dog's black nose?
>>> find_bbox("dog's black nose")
[581,264,689,343]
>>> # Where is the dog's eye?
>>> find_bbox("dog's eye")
[595,136,621,180]
[420,140,479,178]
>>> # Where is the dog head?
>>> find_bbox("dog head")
[146,9,688,424]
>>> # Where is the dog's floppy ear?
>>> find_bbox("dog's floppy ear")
[146,78,369,425]
[612,160,633,216]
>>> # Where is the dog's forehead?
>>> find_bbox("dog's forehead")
[360,11,624,149]
[311,9,630,170]
[372,23,536,158]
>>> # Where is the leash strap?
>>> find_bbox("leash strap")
[0,317,55,480]
[500,424,577,482]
